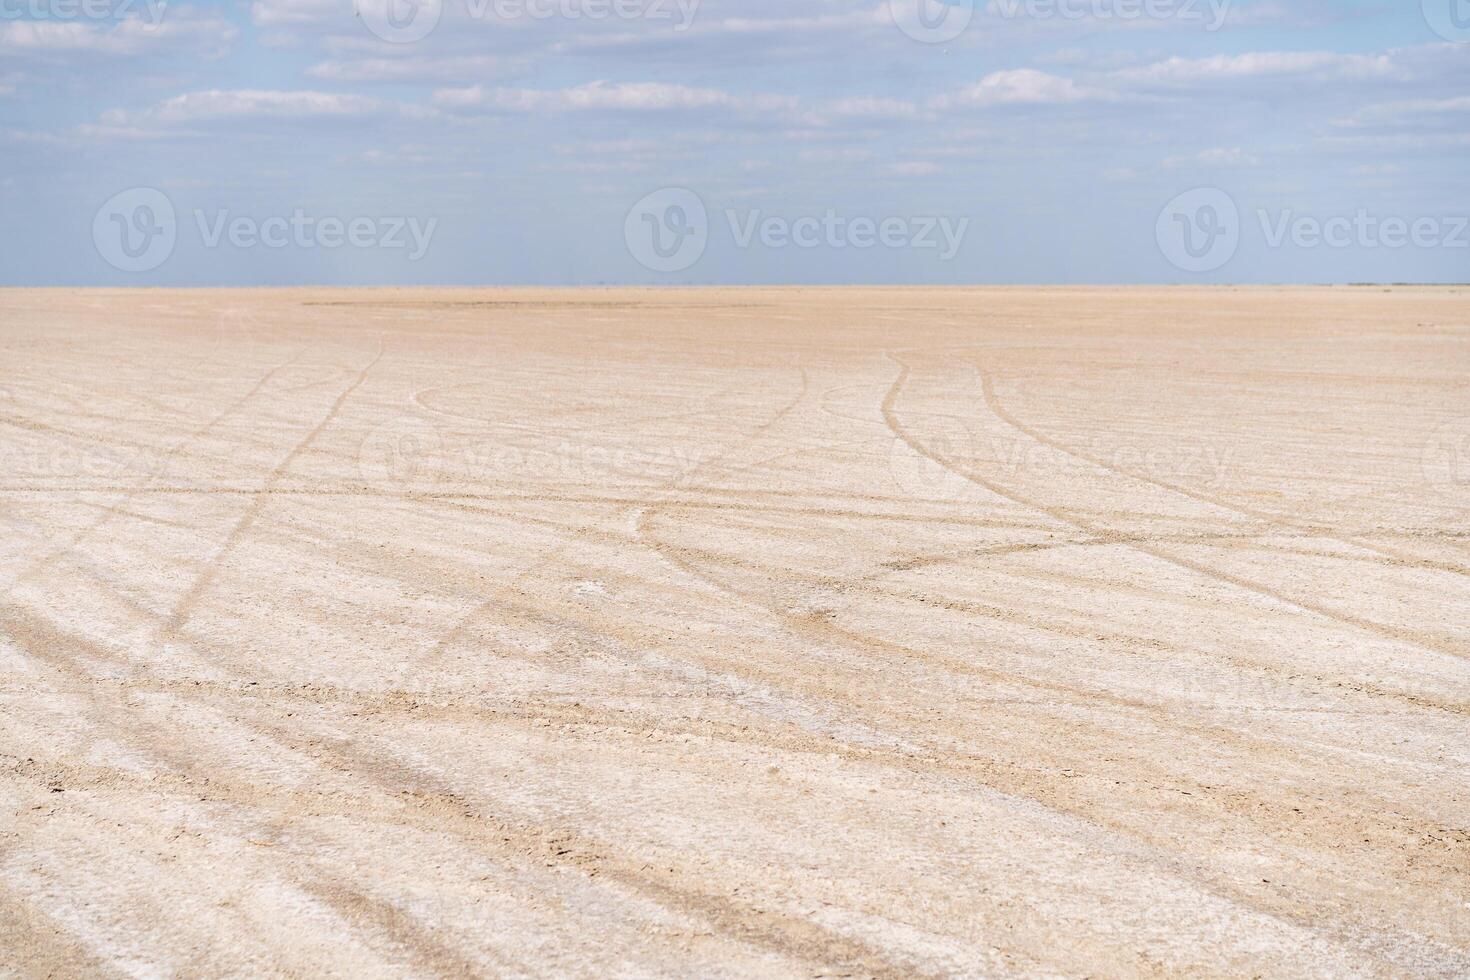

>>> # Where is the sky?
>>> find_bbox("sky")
[1,0,1467,285]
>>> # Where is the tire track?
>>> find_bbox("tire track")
[156,344,384,641]
[0,348,307,604]
[2,601,932,979]
[974,361,1470,580]
[883,352,1468,664]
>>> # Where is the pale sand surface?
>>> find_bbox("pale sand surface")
[0,286,1467,977]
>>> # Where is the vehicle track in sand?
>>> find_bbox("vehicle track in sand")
[1,287,1467,977]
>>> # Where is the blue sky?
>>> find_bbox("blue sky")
[2,0,1467,284]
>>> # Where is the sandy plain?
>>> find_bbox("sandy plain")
[0,286,1467,978]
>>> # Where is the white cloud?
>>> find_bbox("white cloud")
[0,19,127,53]
[434,80,798,116]
[309,53,521,83]
[798,147,874,164]
[881,161,941,177]
[1318,131,1470,151]
[101,89,396,127]
[1111,50,1402,87]
[1348,163,1402,177]
[2,127,72,146]
[691,9,889,37]
[543,159,649,174]
[822,97,920,119]
[1339,95,1470,123]
[1039,47,1140,70]
[1326,59,1470,134]
[0,13,235,59]
[794,96,927,128]
[250,0,338,28]
[1162,146,1260,169]
[559,6,890,52]
[355,145,436,165]
[935,69,1114,109]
